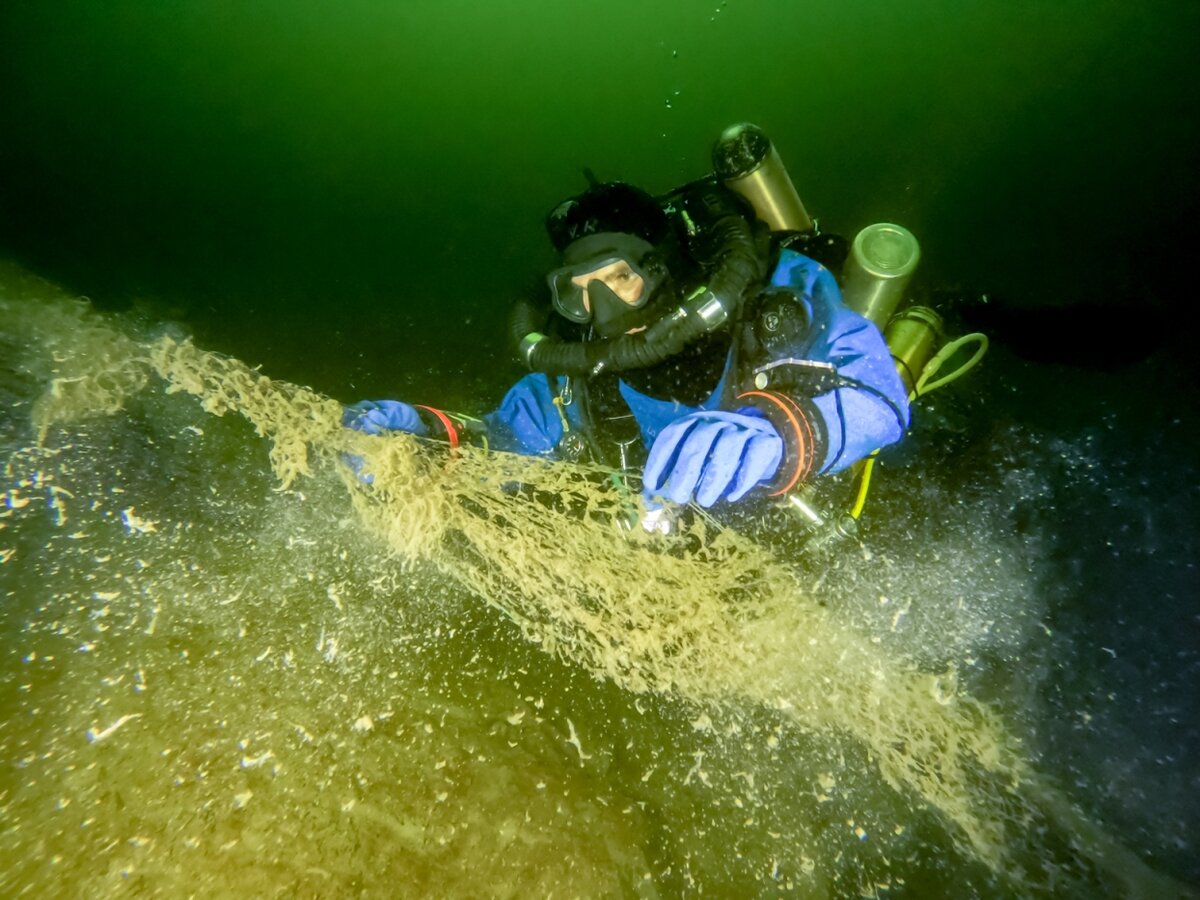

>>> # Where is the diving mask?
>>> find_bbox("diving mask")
[547,232,664,326]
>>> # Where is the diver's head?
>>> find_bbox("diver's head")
[547,231,671,338]
[545,183,676,339]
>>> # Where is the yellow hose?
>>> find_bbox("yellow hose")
[849,453,877,519]
[848,332,989,519]
[913,333,989,399]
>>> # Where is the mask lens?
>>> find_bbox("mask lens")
[548,267,591,322]
[548,255,643,323]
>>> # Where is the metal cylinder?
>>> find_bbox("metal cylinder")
[885,305,943,396]
[712,123,813,233]
[841,223,921,327]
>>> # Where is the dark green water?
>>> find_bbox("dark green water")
[2,1,1198,896]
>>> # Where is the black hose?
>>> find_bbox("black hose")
[701,212,764,320]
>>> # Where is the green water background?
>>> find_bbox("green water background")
[2,0,1198,895]
[3,1,1197,399]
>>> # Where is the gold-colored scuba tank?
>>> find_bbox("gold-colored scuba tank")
[707,123,988,549]
[886,305,944,396]
[837,222,947,396]
[712,123,814,233]
[841,240,989,530]
[841,222,922,328]
[781,219,988,546]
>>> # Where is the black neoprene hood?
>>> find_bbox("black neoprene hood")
[545,182,670,252]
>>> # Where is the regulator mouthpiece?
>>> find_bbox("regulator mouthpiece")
[841,223,921,328]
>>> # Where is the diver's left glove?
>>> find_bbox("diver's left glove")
[342,400,430,436]
[642,410,783,508]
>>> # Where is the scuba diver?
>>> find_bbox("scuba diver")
[345,124,912,521]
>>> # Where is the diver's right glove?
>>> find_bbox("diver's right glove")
[341,400,430,485]
[642,409,783,508]
[342,400,430,436]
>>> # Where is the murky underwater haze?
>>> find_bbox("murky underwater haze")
[2,0,1198,896]
[1,270,1195,896]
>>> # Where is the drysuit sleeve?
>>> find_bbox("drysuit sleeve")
[342,398,491,450]
[736,250,910,490]
[343,375,566,457]
[482,373,566,455]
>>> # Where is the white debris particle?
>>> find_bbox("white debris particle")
[323,637,339,663]
[87,713,142,743]
[232,791,253,809]
[4,490,31,509]
[240,751,274,769]
[48,486,72,525]
[684,751,709,786]
[352,716,374,733]
[143,605,160,636]
[121,508,158,534]
[565,718,591,764]
[506,710,525,725]
[326,585,343,611]
[931,667,958,705]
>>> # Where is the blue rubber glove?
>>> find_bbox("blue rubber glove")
[643,410,783,508]
[342,400,429,436]
[341,400,429,484]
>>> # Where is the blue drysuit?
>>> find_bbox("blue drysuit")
[483,250,909,488]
